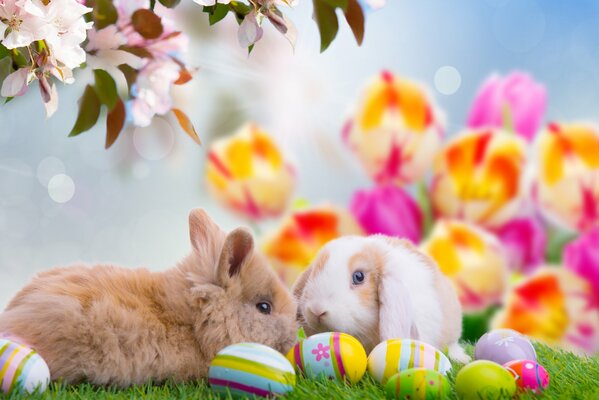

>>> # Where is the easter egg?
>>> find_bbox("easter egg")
[385,368,450,400]
[455,360,517,400]
[367,339,452,384]
[209,343,295,398]
[286,332,367,383]
[503,360,549,392]
[474,329,537,365]
[0,338,50,394]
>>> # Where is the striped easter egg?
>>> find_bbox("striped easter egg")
[0,339,50,394]
[208,343,295,398]
[286,332,367,383]
[368,339,452,384]
[503,359,549,392]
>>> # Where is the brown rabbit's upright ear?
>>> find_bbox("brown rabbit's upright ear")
[189,208,226,263]
[216,228,254,286]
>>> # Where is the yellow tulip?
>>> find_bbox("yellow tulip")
[344,71,444,185]
[262,205,364,287]
[532,122,599,231]
[206,123,295,220]
[493,268,599,356]
[421,219,508,312]
[431,128,528,228]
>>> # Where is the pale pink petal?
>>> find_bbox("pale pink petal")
[238,12,263,48]
[39,75,59,117]
[1,68,30,97]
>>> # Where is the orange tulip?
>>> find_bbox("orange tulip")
[493,268,599,356]
[343,71,444,185]
[532,122,599,232]
[421,219,508,312]
[206,123,295,220]
[431,128,528,228]
[262,205,364,287]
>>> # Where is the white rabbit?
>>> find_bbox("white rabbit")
[293,234,470,363]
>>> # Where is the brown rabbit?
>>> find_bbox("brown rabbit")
[0,209,298,387]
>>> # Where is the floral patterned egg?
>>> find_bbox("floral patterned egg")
[286,332,367,383]
[385,368,450,400]
[368,339,452,384]
[209,343,295,398]
[0,338,50,394]
[503,360,550,392]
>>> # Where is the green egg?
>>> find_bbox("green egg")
[455,360,517,400]
[385,368,450,400]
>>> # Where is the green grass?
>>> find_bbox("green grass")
[6,343,599,399]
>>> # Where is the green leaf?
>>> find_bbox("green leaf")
[158,0,180,7]
[117,64,138,94]
[208,3,230,25]
[93,69,118,110]
[118,45,154,59]
[93,0,118,30]
[314,0,339,52]
[106,97,126,149]
[546,228,577,264]
[322,0,348,10]
[0,43,9,60]
[69,85,101,137]
[344,0,364,45]
[0,57,13,91]
[172,108,201,145]
[297,327,307,341]
[150,0,156,9]
[11,49,28,68]
[132,9,164,39]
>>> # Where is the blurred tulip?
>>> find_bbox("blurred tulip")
[495,217,547,274]
[349,185,423,243]
[431,128,528,228]
[262,205,364,287]
[343,70,444,185]
[532,122,599,232]
[421,219,509,312]
[206,123,295,220]
[468,72,546,142]
[493,268,599,356]
[564,228,599,305]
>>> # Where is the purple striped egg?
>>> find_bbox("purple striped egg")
[0,338,50,394]
[286,332,367,383]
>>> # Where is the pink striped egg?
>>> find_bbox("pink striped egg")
[0,338,50,394]
[286,332,367,383]
[368,339,452,384]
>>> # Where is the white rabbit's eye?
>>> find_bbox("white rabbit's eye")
[256,301,272,315]
[352,271,365,285]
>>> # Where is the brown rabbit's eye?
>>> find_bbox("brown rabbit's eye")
[256,302,272,315]
[352,271,365,285]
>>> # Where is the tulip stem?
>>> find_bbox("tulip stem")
[502,102,515,134]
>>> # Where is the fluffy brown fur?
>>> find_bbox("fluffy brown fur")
[0,209,297,387]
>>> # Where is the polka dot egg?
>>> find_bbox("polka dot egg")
[286,332,367,383]
[385,368,450,400]
[0,338,50,394]
[209,343,295,398]
[503,359,549,392]
[368,339,452,384]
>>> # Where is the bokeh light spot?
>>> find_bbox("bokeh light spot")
[434,66,462,95]
[48,174,75,203]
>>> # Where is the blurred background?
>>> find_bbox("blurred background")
[1,0,599,352]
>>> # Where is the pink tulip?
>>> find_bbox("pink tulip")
[349,185,423,243]
[495,217,547,274]
[467,72,546,141]
[564,228,599,305]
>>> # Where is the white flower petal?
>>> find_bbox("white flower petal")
[1,68,30,97]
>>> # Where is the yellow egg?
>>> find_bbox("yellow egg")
[367,339,452,384]
[287,332,367,383]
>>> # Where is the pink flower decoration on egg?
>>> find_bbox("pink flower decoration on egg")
[312,343,330,362]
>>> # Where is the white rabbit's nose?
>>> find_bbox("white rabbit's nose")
[308,305,328,322]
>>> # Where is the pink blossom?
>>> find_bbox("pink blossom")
[0,0,48,49]
[564,228,599,306]
[238,11,263,48]
[494,217,547,274]
[467,72,546,142]
[349,185,423,243]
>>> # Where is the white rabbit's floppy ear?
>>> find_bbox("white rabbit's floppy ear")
[216,228,254,286]
[378,260,419,341]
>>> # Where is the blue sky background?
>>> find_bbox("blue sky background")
[1,0,598,306]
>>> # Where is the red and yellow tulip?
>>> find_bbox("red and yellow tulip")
[431,128,528,228]
[206,123,295,220]
[532,122,599,232]
[262,205,364,287]
[493,268,599,355]
[421,219,509,312]
[343,71,444,185]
